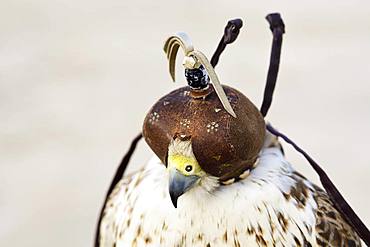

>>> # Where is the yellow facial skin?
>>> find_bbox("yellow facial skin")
[167,154,204,177]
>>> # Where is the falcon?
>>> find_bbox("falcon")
[97,132,361,246]
[95,14,368,247]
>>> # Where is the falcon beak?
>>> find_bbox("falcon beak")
[169,169,199,208]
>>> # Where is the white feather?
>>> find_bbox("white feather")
[100,144,319,247]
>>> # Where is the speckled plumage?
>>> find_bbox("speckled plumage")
[98,133,361,247]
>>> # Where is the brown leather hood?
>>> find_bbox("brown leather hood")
[142,84,265,181]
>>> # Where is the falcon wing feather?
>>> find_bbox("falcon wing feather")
[313,186,361,246]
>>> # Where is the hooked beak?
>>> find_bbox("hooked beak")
[168,169,199,208]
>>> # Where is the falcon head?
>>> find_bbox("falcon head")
[167,137,218,208]
[142,83,265,209]
[142,32,266,208]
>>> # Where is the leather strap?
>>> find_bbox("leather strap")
[211,19,243,68]
[94,133,142,247]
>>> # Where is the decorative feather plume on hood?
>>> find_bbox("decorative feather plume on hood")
[163,32,236,118]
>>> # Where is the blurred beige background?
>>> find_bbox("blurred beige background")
[1,0,369,246]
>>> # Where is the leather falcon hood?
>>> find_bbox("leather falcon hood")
[142,84,265,181]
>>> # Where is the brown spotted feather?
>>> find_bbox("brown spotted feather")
[313,186,361,247]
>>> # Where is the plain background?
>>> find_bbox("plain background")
[1,1,369,246]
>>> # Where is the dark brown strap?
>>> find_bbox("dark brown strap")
[267,124,370,246]
[261,13,369,244]
[94,133,143,247]
[260,13,285,117]
[211,19,243,68]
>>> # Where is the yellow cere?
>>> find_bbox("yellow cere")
[168,154,203,176]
